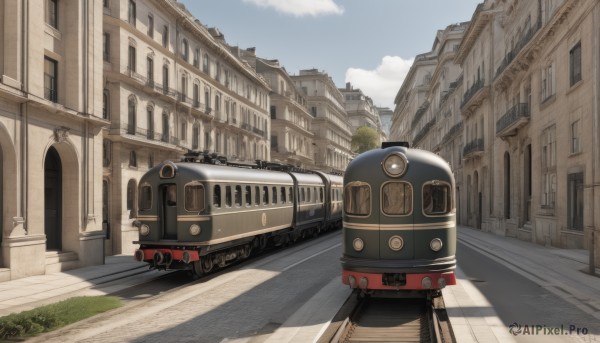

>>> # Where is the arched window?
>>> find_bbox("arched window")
[162,112,169,142]
[193,48,200,68]
[162,64,169,93]
[181,39,189,61]
[128,0,136,26]
[192,124,199,149]
[127,96,136,134]
[147,106,154,139]
[203,53,209,73]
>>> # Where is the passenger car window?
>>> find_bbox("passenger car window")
[382,182,412,215]
[344,181,370,216]
[225,186,232,207]
[213,185,221,208]
[185,183,205,212]
[235,185,242,207]
[245,186,251,206]
[423,182,452,215]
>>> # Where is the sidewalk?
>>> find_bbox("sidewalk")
[443,225,600,343]
[0,255,154,317]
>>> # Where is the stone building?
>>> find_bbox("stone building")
[0,0,106,280]
[102,0,271,254]
[339,82,385,143]
[376,106,393,140]
[291,69,353,173]
[255,58,315,168]
[390,0,600,265]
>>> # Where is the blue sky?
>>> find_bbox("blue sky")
[178,0,481,108]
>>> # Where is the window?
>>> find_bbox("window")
[126,179,136,213]
[162,112,169,142]
[193,48,200,68]
[147,14,153,38]
[272,186,277,204]
[128,45,136,72]
[381,182,412,215]
[102,141,111,167]
[235,185,242,207]
[541,63,554,101]
[571,119,581,154]
[262,186,268,205]
[180,75,187,101]
[213,185,221,208]
[147,107,154,138]
[44,57,58,102]
[570,42,581,86]
[192,125,199,149]
[541,125,556,208]
[103,0,109,8]
[139,184,152,211]
[185,183,205,212]
[345,182,370,216]
[280,187,286,204]
[103,33,110,61]
[245,186,251,206]
[162,65,169,93]
[423,182,451,215]
[103,89,109,119]
[225,186,232,207]
[128,0,136,26]
[148,153,153,168]
[270,106,276,119]
[128,97,136,133]
[162,25,169,48]
[255,186,260,206]
[46,0,58,29]
[203,53,209,73]
[181,39,189,62]
[193,84,200,107]
[147,57,154,85]
[181,122,187,141]
[129,151,137,167]
[567,172,583,230]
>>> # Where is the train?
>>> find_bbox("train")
[340,142,456,292]
[133,151,343,277]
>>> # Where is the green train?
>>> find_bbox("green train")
[341,142,456,291]
[133,152,343,276]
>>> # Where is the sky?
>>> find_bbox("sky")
[178,0,481,109]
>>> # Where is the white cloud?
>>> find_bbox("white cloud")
[242,0,344,17]
[345,56,414,109]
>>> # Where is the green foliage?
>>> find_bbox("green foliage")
[351,126,380,153]
[0,296,122,340]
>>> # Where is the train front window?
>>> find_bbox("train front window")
[165,184,177,206]
[382,182,412,215]
[185,183,205,212]
[139,184,152,211]
[423,182,452,215]
[344,182,370,216]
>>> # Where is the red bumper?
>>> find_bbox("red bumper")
[134,248,200,263]
[342,270,456,290]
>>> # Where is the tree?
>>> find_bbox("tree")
[351,126,380,154]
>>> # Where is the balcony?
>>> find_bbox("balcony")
[441,121,463,143]
[495,20,541,79]
[496,103,530,137]
[412,117,436,146]
[463,138,484,160]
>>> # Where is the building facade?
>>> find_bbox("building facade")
[0,0,106,280]
[292,69,353,173]
[339,82,385,143]
[255,58,315,168]
[390,0,600,266]
[102,0,271,254]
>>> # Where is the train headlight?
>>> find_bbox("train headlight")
[140,224,150,236]
[353,238,364,252]
[189,224,201,236]
[430,238,443,252]
[382,153,408,177]
[388,235,404,251]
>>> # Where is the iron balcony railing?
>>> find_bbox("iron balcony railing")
[463,138,484,157]
[495,20,542,78]
[441,121,463,143]
[412,116,436,145]
[461,78,484,109]
[411,101,430,129]
[496,103,530,135]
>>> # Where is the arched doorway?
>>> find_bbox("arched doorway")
[44,146,62,251]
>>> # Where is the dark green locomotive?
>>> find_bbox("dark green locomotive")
[134,154,342,276]
[341,142,456,290]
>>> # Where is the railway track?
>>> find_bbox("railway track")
[319,291,455,343]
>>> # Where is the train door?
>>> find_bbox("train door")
[160,184,177,239]
[379,181,414,260]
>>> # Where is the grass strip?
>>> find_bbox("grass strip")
[0,296,122,340]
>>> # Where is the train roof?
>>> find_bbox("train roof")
[150,161,295,185]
